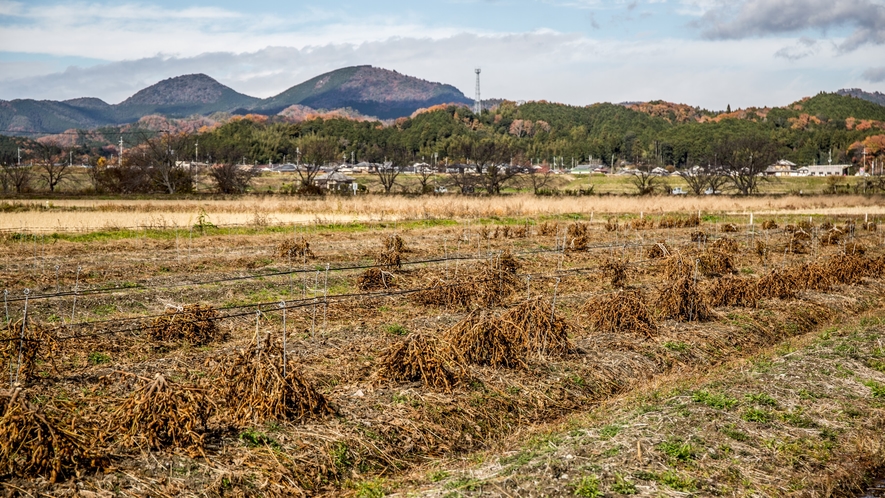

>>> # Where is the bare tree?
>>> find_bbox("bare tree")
[680,164,728,195]
[207,143,258,194]
[35,143,72,193]
[296,134,338,194]
[375,143,409,194]
[0,162,31,194]
[473,138,516,195]
[131,131,197,194]
[628,161,662,195]
[718,136,777,196]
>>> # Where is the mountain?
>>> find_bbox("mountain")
[836,88,885,107]
[252,66,472,119]
[115,74,259,121]
[0,74,259,135]
[0,68,472,135]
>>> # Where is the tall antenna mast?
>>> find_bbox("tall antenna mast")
[474,67,482,115]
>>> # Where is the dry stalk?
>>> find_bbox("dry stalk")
[0,388,107,482]
[585,289,658,338]
[149,304,223,345]
[1,321,56,384]
[216,344,332,426]
[374,333,470,391]
[655,276,713,322]
[111,373,213,456]
[357,268,396,291]
[701,275,759,308]
[277,237,314,259]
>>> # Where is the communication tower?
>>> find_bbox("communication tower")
[474,67,482,115]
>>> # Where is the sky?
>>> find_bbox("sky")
[0,0,883,110]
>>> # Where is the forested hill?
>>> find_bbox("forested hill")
[0,66,473,135]
[252,66,472,119]
[5,90,884,173]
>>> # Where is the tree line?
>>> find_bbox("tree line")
[2,92,883,196]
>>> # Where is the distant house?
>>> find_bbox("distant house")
[314,171,356,191]
[569,165,594,175]
[765,160,797,177]
[796,164,850,177]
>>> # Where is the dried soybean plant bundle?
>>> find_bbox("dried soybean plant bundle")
[755,269,801,300]
[277,237,315,259]
[413,277,472,308]
[655,277,713,322]
[567,222,591,251]
[761,220,779,230]
[791,262,832,292]
[374,333,470,392]
[445,310,526,369]
[825,254,871,286]
[374,234,408,271]
[701,275,759,308]
[111,373,213,455]
[697,249,736,277]
[472,251,522,308]
[498,297,574,358]
[357,267,396,291]
[646,240,672,259]
[600,258,629,288]
[820,228,844,246]
[148,304,224,346]
[217,343,332,426]
[690,230,708,243]
[721,223,739,233]
[584,289,658,338]
[662,252,694,281]
[538,221,560,236]
[0,388,107,483]
[1,321,57,385]
[710,237,739,253]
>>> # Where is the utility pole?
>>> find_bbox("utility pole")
[118,136,123,167]
[17,147,21,167]
[69,150,72,167]
[195,140,199,164]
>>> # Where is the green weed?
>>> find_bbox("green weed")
[656,438,697,462]
[742,407,772,423]
[571,475,602,497]
[87,352,111,365]
[599,425,622,440]
[692,390,738,410]
[744,393,777,406]
[611,473,638,494]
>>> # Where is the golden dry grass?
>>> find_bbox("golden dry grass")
[3,194,885,232]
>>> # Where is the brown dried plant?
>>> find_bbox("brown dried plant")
[0,388,107,483]
[277,237,314,260]
[216,343,332,426]
[357,268,396,291]
[655,277,713,322]
[111,373,213,455]
[601,259,629,288]
[702,275,759,308]
[1,321,57,384]
[585,289,658,338]
[374,333,470,392]
[149,304,223,345]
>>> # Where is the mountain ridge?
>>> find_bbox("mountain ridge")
[1,66,884,136]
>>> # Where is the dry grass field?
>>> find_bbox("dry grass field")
[1,199,885,496]
[2,193,885,233]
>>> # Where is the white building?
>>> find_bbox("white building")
[796,164,850,176]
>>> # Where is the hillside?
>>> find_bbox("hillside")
[837,88,885,107]
[114,74,259,121]
[252,65,472,119]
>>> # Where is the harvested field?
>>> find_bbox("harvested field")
[1,202,884,496]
